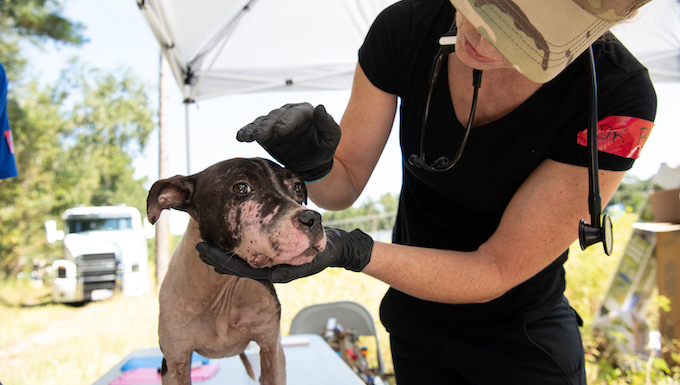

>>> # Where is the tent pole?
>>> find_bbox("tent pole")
[155,50,171,290]
[185,101,191,175]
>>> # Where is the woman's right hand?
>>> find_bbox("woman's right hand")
[236,103,341,182]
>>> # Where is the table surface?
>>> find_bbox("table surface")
[92,334,364,385]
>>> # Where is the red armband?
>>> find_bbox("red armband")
[577,116,654,159]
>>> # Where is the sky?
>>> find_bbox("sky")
[22,0,680,233]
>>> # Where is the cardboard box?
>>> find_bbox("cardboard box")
[650,188,680,223]
[636,188,680,365]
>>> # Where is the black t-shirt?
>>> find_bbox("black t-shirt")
[358,0,656,343]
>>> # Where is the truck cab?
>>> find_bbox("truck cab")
[45,205,152,304]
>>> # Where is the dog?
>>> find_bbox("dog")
[146,157,327,385]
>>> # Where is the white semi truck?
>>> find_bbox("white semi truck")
[45,205,152,304]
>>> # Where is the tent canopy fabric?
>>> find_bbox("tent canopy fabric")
[136,0,398,102]
[136,0,679,104]
[612,0,680,83]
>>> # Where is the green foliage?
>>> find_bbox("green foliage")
[322,192,398,233]
[609,174,651,213]
[0,0,85,82]
[585,329,680,384]
[55,60,154,210]
[0,0,85,44]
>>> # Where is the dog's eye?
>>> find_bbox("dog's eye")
[293,182,303,194]
[233,183,251,195]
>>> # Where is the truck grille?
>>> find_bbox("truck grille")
[77,253,117,300]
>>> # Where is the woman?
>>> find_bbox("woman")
[198,0,656,383]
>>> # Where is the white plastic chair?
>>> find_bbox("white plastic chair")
[289,301,385,375]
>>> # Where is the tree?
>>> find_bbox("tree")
[0,60,154,276]
[0,0,155,276]
[0,0,85,81]
[56,60,154,209]
[0,0,84,42]
[322,193,399,233]
[609,174,650,213]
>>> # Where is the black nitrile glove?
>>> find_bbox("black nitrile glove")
[236,103,341,182]
[196,228,373,283]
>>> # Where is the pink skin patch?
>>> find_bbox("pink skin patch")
[231,201,326,268]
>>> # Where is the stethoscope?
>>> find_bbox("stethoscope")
[408,19,613,255]
[407,22,478,172]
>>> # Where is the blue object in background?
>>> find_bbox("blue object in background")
[0,61,18,180]
[121,352,210,371]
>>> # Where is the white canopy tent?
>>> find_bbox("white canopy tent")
[135,0,397,101]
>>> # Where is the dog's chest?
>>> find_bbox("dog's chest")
[209,278,280,331]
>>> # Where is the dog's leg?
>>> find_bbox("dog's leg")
[258,342,286,385]
[239,353,256,380]
[160,354,192,385]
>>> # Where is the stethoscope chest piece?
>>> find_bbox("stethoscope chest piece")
[579,213,613,256]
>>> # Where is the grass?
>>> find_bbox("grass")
[0,284,160,385]
[0,212,675,384]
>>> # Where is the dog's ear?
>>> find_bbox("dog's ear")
[146,175,197,224]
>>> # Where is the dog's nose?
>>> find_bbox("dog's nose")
[298,210,323,236]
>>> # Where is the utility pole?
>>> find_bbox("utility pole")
[155,51,171,289]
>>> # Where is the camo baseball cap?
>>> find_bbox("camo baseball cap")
[449,0,651,83]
